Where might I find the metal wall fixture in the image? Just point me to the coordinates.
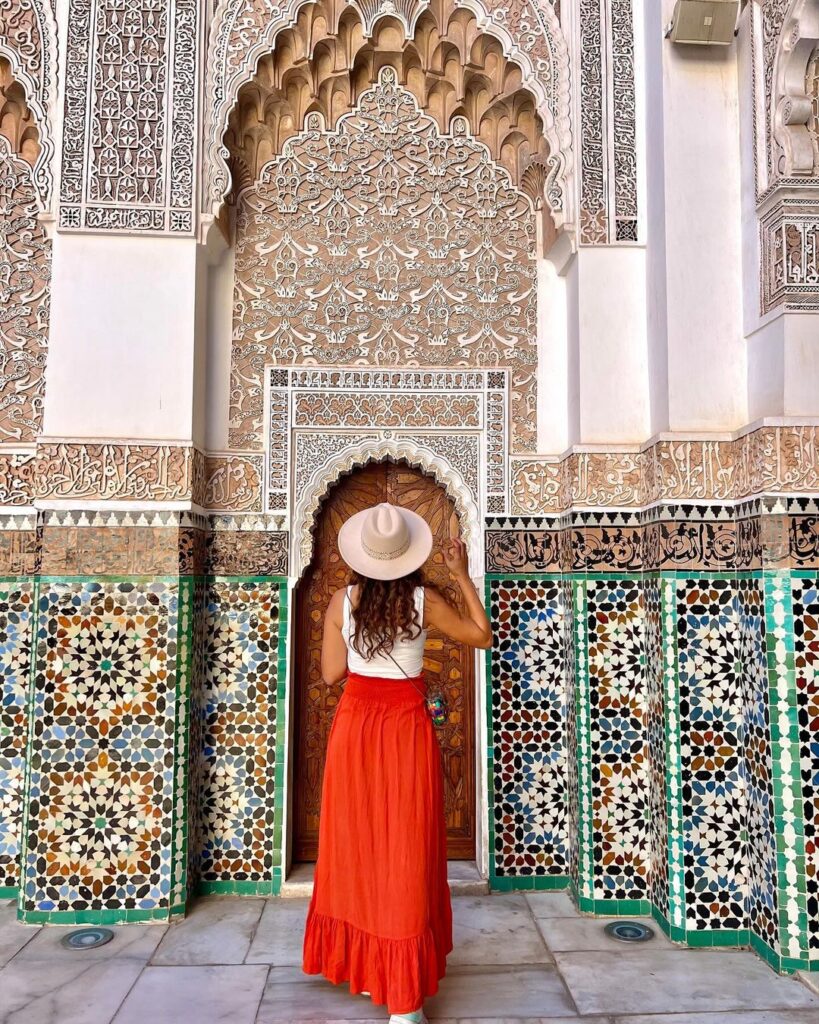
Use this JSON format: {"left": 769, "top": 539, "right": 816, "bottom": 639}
{"left": 666, "top": 0, "right": 740, "bottom": 45}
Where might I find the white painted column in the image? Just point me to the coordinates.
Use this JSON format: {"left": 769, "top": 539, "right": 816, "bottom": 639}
{"left": 565, "top": 247, "right": 651, "bottom": 445}
{"left": 643, "top": 0, "right": 747, "bottom": 433}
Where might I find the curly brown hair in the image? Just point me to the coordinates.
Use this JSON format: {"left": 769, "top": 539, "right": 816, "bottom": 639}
{"left": 348, "top": 569, "right": 450, "bottom": 659}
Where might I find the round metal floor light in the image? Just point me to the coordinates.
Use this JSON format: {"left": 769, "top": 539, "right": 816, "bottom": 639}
{"left": 60, "top": 927, "right": 114, "bottom": 950}
{"left": 604, "top": 920, "right": 655, "bottom": 943}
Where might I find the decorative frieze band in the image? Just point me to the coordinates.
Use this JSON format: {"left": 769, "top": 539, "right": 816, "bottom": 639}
{"left": 485, "top": 499, "right": 819, "bottom": 573}
{"left": 5, "top": 426, "right": 818, "bottom": 516}
{"left": 510, "top": 425, "right": 819, "bottom": 514}
{"left": 0, "top": 445, "right": 266, "bottom": 510}
{"left": 29, "top": 443, "right": 206, "bottom": 503}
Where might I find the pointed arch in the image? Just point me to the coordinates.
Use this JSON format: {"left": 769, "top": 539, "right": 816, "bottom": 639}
{"left": 292, "top": 437, "right": 482, "bottom": 579}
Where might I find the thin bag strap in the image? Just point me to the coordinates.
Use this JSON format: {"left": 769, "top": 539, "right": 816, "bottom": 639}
{"left": 384, "top": 648, "right": 433, "bottom": 704}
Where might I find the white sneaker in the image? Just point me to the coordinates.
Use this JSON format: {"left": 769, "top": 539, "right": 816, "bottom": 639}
{"left": 388, "top": 1013, "right": 427, "bottom": 1024}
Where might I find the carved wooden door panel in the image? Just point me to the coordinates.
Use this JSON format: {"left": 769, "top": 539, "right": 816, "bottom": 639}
{"left": 293, "top": 460, "right": 476, "bottom": 861}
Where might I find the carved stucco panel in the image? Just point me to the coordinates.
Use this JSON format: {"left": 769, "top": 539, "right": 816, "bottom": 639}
{"left": 31, "top": 443, "right": 202, "bottom": 502}
{"left": 578, "top": 0, "right": 638, "bottom": 244}
{"left": 59, "top": 0, "right": 198, "bottom": 232}
{"left": 204, "top": 454, "right": 264, "bottom": 511}
{"left": 233, "top": 73, "right": 537, "bottom": 453}
{"left": 0, "top": 139, "right": 51, "bottom": 446}
{"left": 510, "top": 457, "right": 561, "bottom": 514}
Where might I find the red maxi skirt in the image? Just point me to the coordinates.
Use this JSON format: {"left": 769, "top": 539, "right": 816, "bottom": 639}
{"left": 302, "top": 671, "right": 453, "bottom": 1014}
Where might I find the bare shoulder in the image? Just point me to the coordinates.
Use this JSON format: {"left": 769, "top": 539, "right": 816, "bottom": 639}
{"left": 325, "top": 587, "right": 347, "bottom": 623}
{"left": 424, "top": 586, "right": 445, "bottom": 607}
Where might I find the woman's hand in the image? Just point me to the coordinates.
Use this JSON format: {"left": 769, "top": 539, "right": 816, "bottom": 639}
{"left": 443, "top": 536, "right": 470, "bottom": 580}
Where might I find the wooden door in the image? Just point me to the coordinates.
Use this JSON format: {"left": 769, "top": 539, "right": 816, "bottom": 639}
{"left": 293, "top": 460, "right": 476, "bottom": 861}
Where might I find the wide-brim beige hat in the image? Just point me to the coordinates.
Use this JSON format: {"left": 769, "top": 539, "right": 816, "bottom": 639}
{"left": 338, "top": 502, "right": 433, "bottom": 581}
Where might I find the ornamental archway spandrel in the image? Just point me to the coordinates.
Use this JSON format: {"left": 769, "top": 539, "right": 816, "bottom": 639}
{"left": 204, "top": 0, "right": 574, "bottom": 230}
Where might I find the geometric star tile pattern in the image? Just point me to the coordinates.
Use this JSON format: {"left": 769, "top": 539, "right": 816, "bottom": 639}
{"left": 644, "top": 576, "right": 670, "bottom": 923}
{"left": 0, "top": 583, "right": 33, "bottom": 891}
{"left": 675, "top": 579, "right": 745, "bottom": 931}
{"left": 198, "top": 580, "right": 282, "bottom": 889}
{"left": 794, "top": 575, "right": 819, "bottom": 956}
{"left": 584, "top": 579, "right": 649, "bottom": 901}
{"left": 22, "top": 580, "right": 184, "bottom": 919}
{"left": 488, "top": 579, "right": 568, "bottom": 879}
{"left": 739, "top": 575, "right": 779, "bottom": 952}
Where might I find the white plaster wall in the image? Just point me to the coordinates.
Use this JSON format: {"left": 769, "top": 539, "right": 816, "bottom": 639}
{"left": 536, "top": 258, "right": 570, "bottom": 453}
{"left": 783, "top": 316, "right": 819, "bottom": 414}
{"left": 565, "top": 252, "right": 581, "bottom": 448}
{"left": 643, "top": 0, "right": 670, "bottom": 434}
{"left": 747, "top": 313, "right": 819, "bottom": 419}
{"left": 746, "top": 317, "right": 786, "bottom": 420}
{"left": 574, "top": 247, "right": 650, "bottom": 444}
{"left": 204, "top": 247, "right": 235, "bottom": 452}
{"left": 647, "top": 0, "right": 747, "bottom": 432}
{"left": 44, "top": 234, "right": 199, "bottom": 440}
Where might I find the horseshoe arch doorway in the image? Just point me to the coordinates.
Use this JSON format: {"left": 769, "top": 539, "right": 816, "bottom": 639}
{"left": 291, "top": 459, "right": 477, "bottom": 862}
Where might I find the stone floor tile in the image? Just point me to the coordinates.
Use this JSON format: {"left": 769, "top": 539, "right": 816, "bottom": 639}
{"left": 112, "top": 964, "right": 268, "bottom": 1024}
{"left": 257, "top": 967, "right": 388, "bottom": 1021}
{"left": 0, "top": 955, "right": 146, "bottom": 1024}
{"left": 424, "top": 964, "right": 578, "bottom": 1019}
{"left": 246, "top": 898, "right": 310, "bottom": 965}
{"left": 554, "top": 950, "right": 819, "bottom": 1016}
{"left": 14, "top": 920, "right": 165, "bottom": 963}
{"left": 449, "top": 894, "right": 552, "bottom": 965}
{"left": 612, "top": 1013, "right": 819, "bottom": 1023}
{"left": 447, "top": 862, "right": 482, "bottom": 881}
{"left": 151, "top": 895, "right": 264, "bottom": 965}
{"left": 524, "top": 893, "right": 580, "bottom": 919}
{"left": 536, "top": 915, "right": 675, "bottom": 952}
{"left": 0, "top": 901, "right": 40, "bottom": 967}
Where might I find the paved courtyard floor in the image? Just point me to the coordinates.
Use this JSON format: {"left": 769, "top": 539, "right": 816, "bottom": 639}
{"left": 2, "top": 891, "right": 819, "bottom": 1024}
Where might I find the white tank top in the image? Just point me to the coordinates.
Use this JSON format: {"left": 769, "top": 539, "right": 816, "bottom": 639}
{"left": 342, "top": 585, "right": 427, "bottom": 678}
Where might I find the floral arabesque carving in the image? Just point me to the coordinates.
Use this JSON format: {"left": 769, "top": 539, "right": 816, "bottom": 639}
{"left": 292, "top": 435, "right": 481, "bottom": 579}
{"left": 0, "top": 136, "right": 51, "bottom": 445}
{"left": 232, "top": 70, "right": 537, "bottom": 452}
{"left": 204, "top": 0, "right": 573, "bottom": 228}
{"left": 0, "top": 0, "right": 57, "bottom": 209}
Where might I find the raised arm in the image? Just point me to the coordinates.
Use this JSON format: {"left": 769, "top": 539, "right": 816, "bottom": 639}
{"left": 425, "top": 537, "right": 492, "bottom": 650}
{"left": 321, "top": 588, "right": 348, "bottom": 685}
